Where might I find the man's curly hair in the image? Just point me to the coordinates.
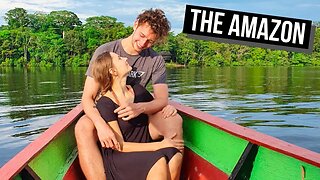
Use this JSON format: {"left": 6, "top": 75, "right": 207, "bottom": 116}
{"left": 137, "top": 8, "right": 171, "bottom": 44}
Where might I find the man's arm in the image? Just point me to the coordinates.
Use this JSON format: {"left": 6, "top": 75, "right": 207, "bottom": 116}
{"left": 82, "top": 76, "right": 120, "bottom": 149}
{"left": 140, "top": 83, "right": 168, "bottom": 114}
{"left": 115, "top": 83, "right": 168, "bottom": 120}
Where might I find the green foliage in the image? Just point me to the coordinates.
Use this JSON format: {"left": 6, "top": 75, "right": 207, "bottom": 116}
{"left": 47, "top": 10, "right": 81, "bottom": 32}
{"left": 4, "top": 8, "right": 29, "bottom": 29}
{"left": 28, "top": 12, "right": 49, "bottom": 32}
{"left": 0, "top": 8, "right": 131, "bottom": 67}
{"left": 1, "top": 8, "right": 320, "bottom": 67}
{"left": 65, "top": 53, "right": 91, "bottom": 67}
{"left": 155, "top": 29, "right": 320, "bottom": 67}
{"left": 84, "top": 16, "right": 118, "bottom": 29}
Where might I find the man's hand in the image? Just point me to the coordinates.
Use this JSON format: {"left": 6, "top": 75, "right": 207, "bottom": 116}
{"left": 114, "top": 102, "right": 144, "bottom": 121}
{"left": 162, "top": 104, "right": 177, "bottom": 118}
{"left": 96, "top": 122, "right": 120, "bottom": 150}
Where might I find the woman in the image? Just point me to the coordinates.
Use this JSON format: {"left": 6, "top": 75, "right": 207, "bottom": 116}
{"left": 90, "top": 51, "right": 183, "bottom": 180}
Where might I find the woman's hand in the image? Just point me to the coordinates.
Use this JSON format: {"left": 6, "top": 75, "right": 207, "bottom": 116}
{"left": 162, "top": 104, "right": 178, "bottom": 119}
{"left": 161, "top": 133, "right": 184, "bottom": 152}
{"left": 96, "top": 122, "right": 121, "bottom": 150}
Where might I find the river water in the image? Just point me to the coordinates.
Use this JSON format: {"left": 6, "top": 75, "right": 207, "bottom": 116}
{"left": 0, "top": 66, "right": 319, "bottom": 167}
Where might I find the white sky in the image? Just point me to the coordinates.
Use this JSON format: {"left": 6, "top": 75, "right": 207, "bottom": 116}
{"left": 0, "top": 0, "right": 319, "bottom": 33}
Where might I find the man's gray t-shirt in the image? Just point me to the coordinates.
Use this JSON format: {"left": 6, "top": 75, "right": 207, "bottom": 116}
{"left": 86, "top": 39, "right": 166, "bottom": 87}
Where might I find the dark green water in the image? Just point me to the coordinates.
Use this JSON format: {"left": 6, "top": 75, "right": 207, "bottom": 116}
{"left": 0, "top": 66, "right": 319, "bottom": 167}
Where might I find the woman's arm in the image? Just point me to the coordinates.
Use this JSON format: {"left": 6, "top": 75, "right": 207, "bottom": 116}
{"left": 108, "top": 121, "right": 184, "bottom": 152}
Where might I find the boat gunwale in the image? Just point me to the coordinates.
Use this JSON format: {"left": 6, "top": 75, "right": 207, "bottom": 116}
{"left": 0, "top": 104, "right": 84, "bottom": 179}
{"left": 170, "top": 101, "right": 320, "bottom": 168}
{"left": 1, "top": 101, "right": 320, "bottom": 179}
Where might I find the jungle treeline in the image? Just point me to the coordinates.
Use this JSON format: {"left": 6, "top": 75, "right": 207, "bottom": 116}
{"left": 1, "top": 8, "right": 320, "bottom": 67}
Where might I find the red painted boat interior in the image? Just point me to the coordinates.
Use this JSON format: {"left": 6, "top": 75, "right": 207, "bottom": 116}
{"left": 181, "top": 148, "right": 229, "bottom": 180}
{"left": 63, "top": 157, "right": 85, "bottom": 180}
{"left": 63, "top": 148, "right": 225, "bottom": 180}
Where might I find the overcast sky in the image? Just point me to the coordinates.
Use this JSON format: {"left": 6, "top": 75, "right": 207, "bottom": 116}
{"left": 0, "top": 0, "right": 319, "bottom": 33}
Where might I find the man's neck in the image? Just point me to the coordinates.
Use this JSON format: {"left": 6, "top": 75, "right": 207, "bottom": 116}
{"left": 121, "top": 36, "right": 140, "bottom": 55}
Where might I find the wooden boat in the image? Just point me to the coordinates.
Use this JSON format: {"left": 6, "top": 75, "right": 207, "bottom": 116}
{"left": 1, "top": 102, "right": 320, "bottom": 180}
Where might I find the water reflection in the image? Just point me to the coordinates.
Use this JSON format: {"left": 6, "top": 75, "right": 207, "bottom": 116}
{"left": 12, "top": 127, "right": 48, "bottom": 138}
{"left": 0, "top": 66, "right": 320, "bottom": 167}
{"left": 237, "top": 119, "right": 313, "bottom": 128}
{"left": 0, "top": 67, "right": 86, "bottom": 167}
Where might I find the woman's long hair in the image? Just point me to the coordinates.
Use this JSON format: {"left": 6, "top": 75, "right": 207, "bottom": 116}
{"left": 91, "top": 51, "right": 113, "bottom": 95}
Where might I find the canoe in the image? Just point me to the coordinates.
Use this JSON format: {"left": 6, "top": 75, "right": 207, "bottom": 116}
{"left": 1, "top": 102, "right": 320, "bottom": 180}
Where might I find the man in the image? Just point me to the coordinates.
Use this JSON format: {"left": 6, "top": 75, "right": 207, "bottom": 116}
{"left": 75, "top": 9, "right": 183, "bottom": 179}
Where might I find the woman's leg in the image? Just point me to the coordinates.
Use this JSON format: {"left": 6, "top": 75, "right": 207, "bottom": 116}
{"left": 168, "top": 153, "right": 183, "bottom": 180}
{"left": 148, "top": 108, "right": 183, "bottom": 143}
{"left": 146, "top": 157, "right": 168, "bottom": 180}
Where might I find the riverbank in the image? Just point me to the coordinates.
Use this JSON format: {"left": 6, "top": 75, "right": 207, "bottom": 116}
{"left": 165, "top": 62, "right": 185, "bottom": 68}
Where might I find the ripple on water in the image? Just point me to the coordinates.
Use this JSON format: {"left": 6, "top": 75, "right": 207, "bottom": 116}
{"left": 39, "top": 81, "right": 57, "bottom": 84}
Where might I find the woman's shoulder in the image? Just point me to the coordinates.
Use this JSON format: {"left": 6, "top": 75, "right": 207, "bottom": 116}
{"left": 96, "top": 96, "right": 118, "bottom": 122}
{"left": 96, "top": 96, "right": 117, "bottom": 110}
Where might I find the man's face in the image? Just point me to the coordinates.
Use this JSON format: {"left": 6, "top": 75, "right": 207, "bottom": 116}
{"left": 131, "top": 21, "right": 158, "bottom": 53}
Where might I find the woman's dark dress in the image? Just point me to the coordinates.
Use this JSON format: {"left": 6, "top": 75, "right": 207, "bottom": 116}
{"left": 96, "top": 84, "right": 179, "bottom": 180}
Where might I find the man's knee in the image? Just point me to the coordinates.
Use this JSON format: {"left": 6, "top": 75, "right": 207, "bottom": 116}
{"left": 75, "top": 115, "right": 96, "bottom": 142}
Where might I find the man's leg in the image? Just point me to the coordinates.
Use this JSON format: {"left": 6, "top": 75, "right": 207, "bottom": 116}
{"left": 75, "top": 115, "right": 106, "bottom": 180}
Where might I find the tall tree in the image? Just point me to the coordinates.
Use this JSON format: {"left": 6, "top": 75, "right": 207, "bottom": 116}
{"left": 47, "top": 10, "right": 82, "bottom": 38}
{"left": 84, "top": 16, "right": 118, "bottom": 29}
{"left": 4, "top": 8, "right": 30, "bottom": 29}
{"left": 28, "top": 12, "right": 50, "bottom": 32}
{"left": 64, "top": 28, "right": 85, "bottom": 57}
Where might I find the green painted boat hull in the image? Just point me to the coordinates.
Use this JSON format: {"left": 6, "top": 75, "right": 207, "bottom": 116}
{"left": 182, "top": 115, "right": 320, "bottom": 179}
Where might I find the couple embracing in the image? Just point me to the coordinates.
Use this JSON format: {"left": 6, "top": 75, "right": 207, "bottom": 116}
{"left": 75, "top": 8, "right": 184, "bottom": 180}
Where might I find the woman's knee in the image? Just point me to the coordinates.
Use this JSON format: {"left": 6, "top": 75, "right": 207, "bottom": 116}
{"left": 149, "top": 112, "right": 183, "bottom": 139}
{"left": 171, "top": 114, "right": 183, "bottom": 128}
{"left": 164, "top": 114, "right": 183, "bottom": 134}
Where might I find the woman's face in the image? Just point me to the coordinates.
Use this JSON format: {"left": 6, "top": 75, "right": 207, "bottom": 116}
{"left": 110, "top": 52, "right": 132, "bottom": 76}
